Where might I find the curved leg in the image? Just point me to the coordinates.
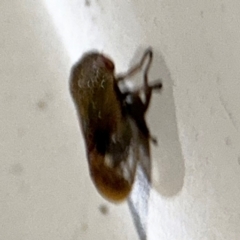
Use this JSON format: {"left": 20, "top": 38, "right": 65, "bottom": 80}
{"left": 118, "top": 48, "right": 162, "bottom": 145}
{"left": 116, "top": 48, "right": 162, "bottom": 112}
{"left": 116, "top": 48, "right": 153, "bottom": 82}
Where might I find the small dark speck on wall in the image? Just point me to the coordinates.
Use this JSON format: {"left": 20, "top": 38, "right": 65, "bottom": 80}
{"left": 85, "top": 0, "right": 90, "bottom": 6}
{"left": 200, "top": 10, "right": 204, "bottom": 18}
{"left": 99, "top": 204, "right": 109, "bottom": 215}
{"left": 225, "top": 137, "right": 232, "bottom": 146}
{"left": 195, "top": 132, "right": 199, "bottom": 141}
{"left": 80, "top": 223, "right": 88, "bottom": 232}
{"left": 36, "top": 100, "right": 48, "bottom": 110}
{"left": 9, "top": 163, "right": 24, "bottom": 176}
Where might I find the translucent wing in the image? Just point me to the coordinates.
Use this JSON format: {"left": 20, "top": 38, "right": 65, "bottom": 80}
{"left": 88, "top": 116, "right": 140, "bottom": 202}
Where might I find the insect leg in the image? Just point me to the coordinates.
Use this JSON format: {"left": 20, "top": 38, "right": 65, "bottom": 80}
{"left": 116, "top": 48, "right": 153, "bottom": 82}
{"left": 116, "top": 47, "right": 162, "bottom": 112}
{"left": 118, "top": 48, "right": 162, "bottom": 145}
{"left": 141, "top": 53, "right": 162, "bottom": 145}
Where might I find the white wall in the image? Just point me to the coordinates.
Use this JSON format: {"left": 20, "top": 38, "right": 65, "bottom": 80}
{"left": 1, "top": 0, "right": 240, "bottom": 239}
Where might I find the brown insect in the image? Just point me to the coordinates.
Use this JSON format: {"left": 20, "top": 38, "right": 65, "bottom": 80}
{"left": 70, "top": 48, "right": 162, "bottom": 202}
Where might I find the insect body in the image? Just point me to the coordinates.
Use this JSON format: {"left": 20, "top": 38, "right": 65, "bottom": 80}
{"left": 70, "top": 48, "right": 161, "bottom": 202}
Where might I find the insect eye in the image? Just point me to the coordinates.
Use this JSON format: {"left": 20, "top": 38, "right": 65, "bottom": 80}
{"left": 95, "top": 55, "right": 115, "bottom": 72}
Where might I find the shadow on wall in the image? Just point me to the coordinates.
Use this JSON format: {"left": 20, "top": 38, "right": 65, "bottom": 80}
{"left": 128, "top": 46, "right": 185, "bottom": 197}
{"left": 151, "top": 46, "right": 185, "bottom": 197}
{"left": 125, "top": 46, "right": 186, "bottom": 240}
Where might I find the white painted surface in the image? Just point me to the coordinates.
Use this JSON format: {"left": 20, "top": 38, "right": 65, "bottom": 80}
{"left": 1, "top": 0, "right": 240, "bottom": 239}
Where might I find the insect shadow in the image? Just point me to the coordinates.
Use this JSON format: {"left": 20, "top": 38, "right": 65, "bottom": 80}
{"left": 70, "top": 47, "right": 161, "bottom": 202}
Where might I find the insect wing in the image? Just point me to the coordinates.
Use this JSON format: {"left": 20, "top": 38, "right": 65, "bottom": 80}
{"left": 88, "top": 117, "right": 140, "bottom": 202}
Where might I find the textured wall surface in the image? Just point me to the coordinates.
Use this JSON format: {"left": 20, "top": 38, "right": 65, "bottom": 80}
{"left": 1, "top": 0, "right": 240, "bottom": 239}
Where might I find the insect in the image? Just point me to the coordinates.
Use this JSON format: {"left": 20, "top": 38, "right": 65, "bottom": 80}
{"left": 70, "top": 48, "right": 162, "bottom": 202}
